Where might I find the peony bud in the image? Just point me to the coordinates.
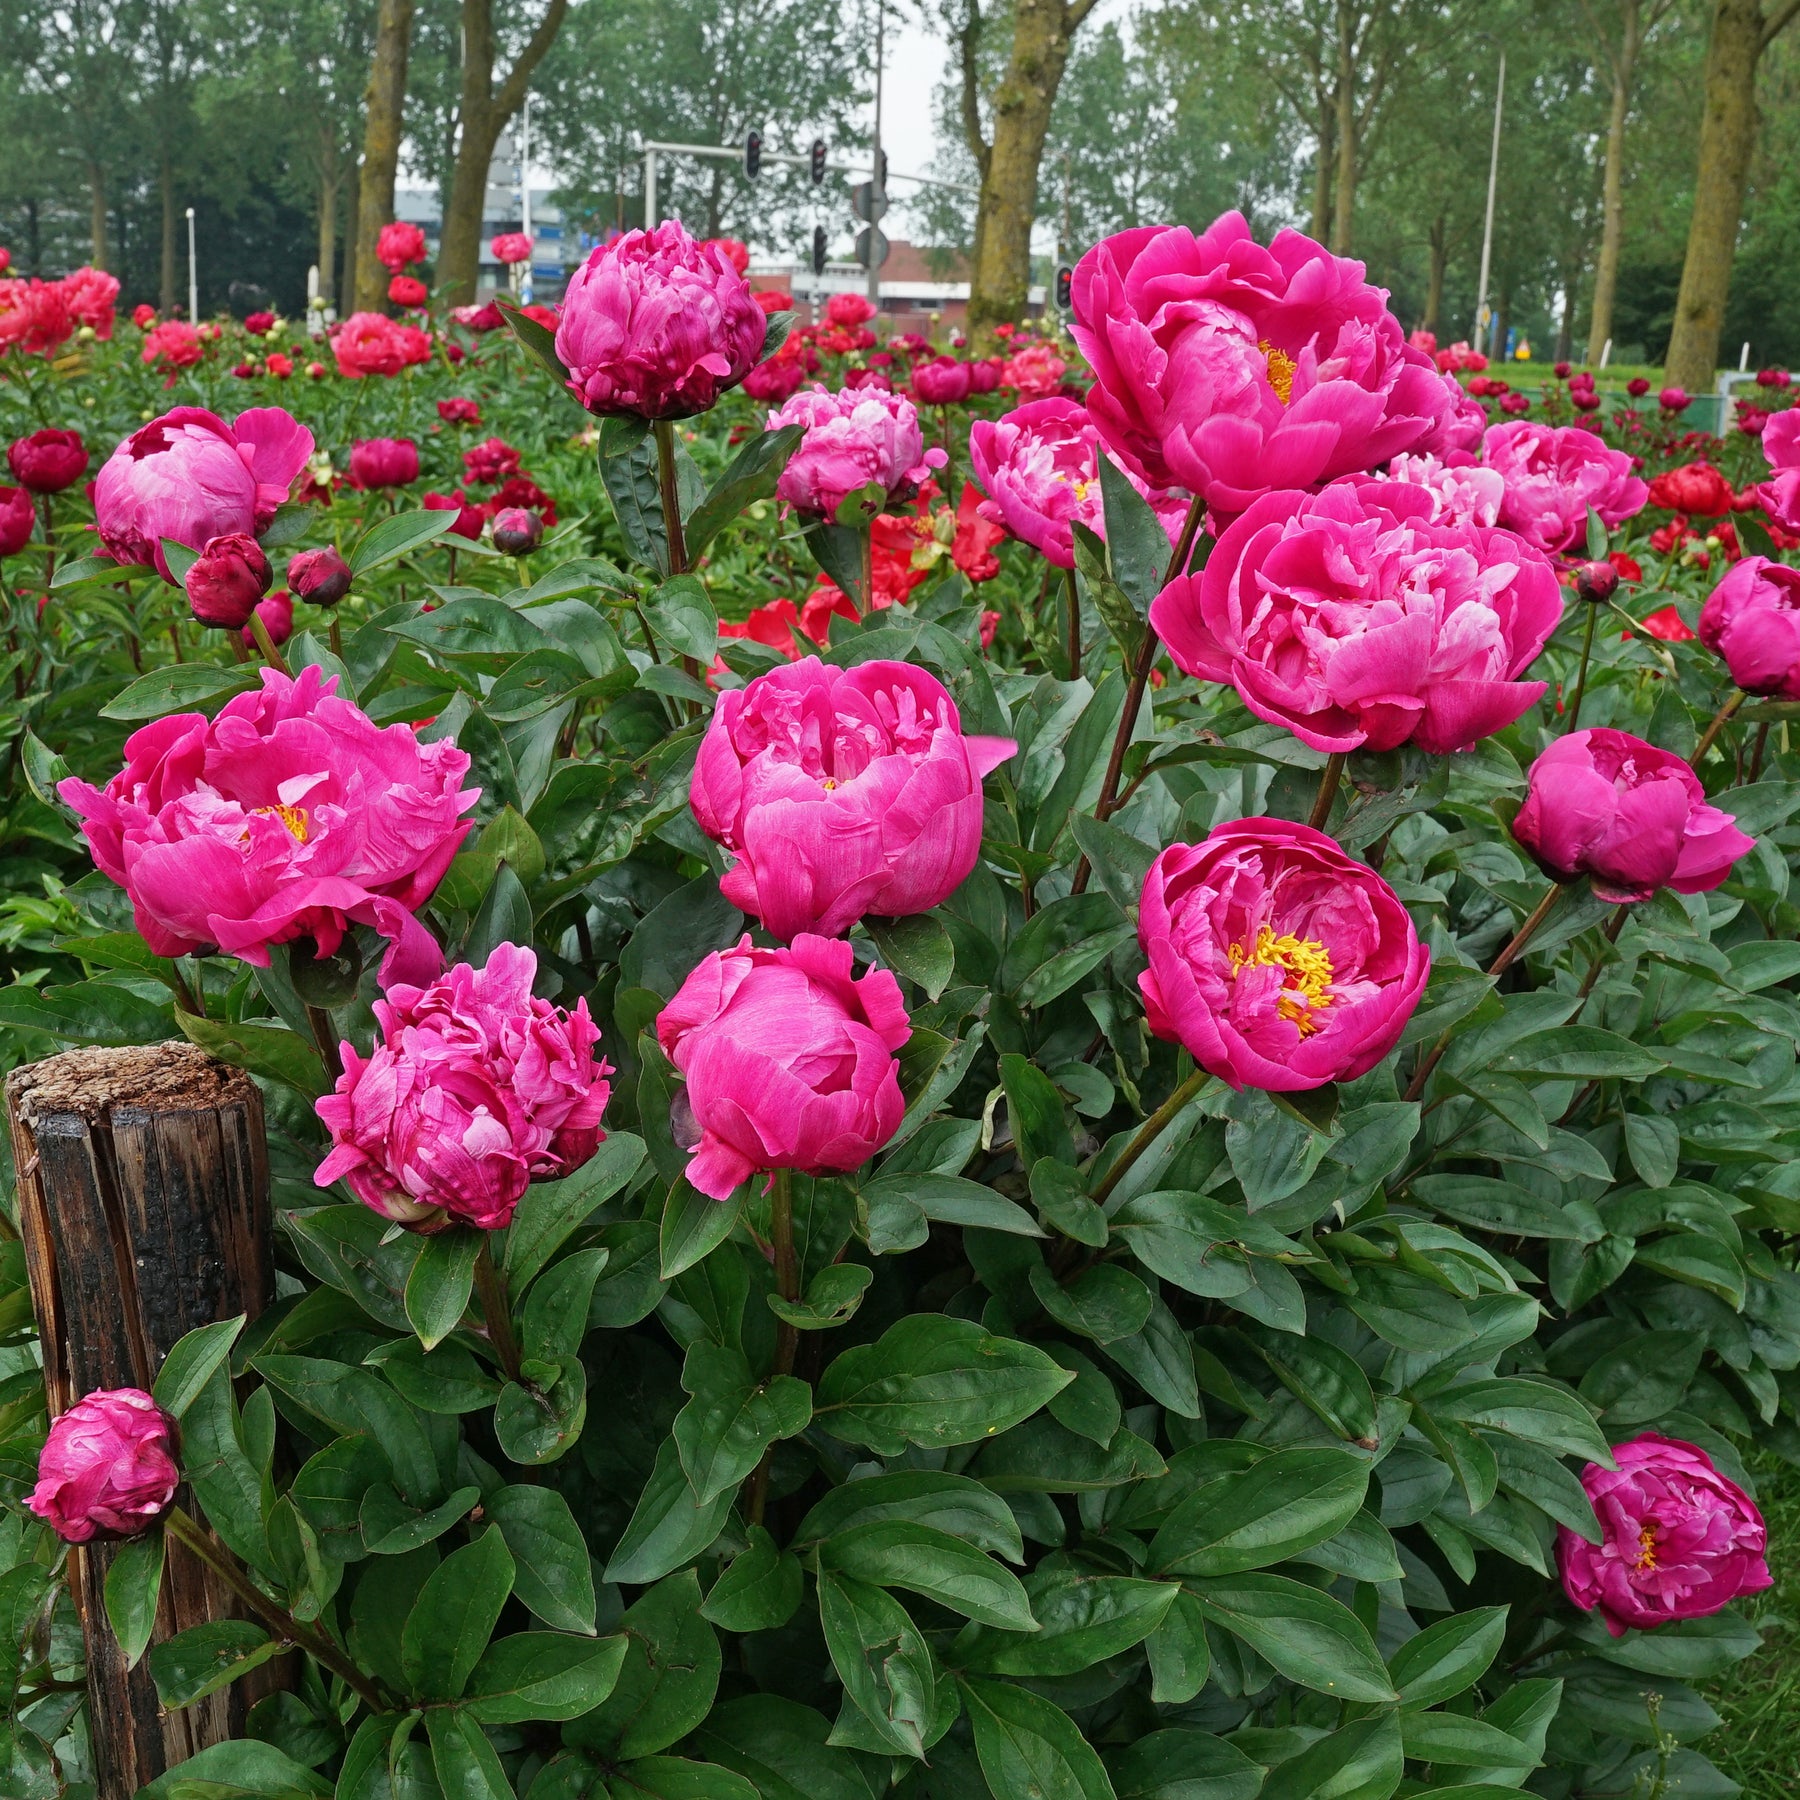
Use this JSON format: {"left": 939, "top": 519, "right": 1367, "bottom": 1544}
{"left": 1625, "top": 377, "right": 1651, "bottom": 398}
{"left": 29, "top": 1389, "right": 178, "bottom": 1543}
{"left": 244, "top": 590, "right": 294, "bottom": 649}
{"left": 1575, "top": 560, "right": 1619, "bottom": 604}
{"left": 8, "top": 428, "right": 89, "bottom": 494}
{"left": 1659, "top": 385, "right": 1690, "bottom": 412}
{"left": 186, "top": 531, "right": 271, "bottom": 629}
{"left": 0, "top": 485, "right": 34, "bottom": 557}
{"left": 287, "top": 545, "right": 352, "bottom": 607}
{"left": 491, "top": 506, "right": 542, "bottom": 555}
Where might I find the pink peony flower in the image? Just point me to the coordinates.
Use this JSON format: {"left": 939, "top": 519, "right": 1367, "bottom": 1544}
{"left": 1138, "top": 818, "right": 1428, "bottom": 1093}
{"left": 331, "top": 311, "right": 409, "bottom": 378}
{"left": 554, "top": 222, "right": 766, "bottom": 419}
{"left": 1152, "top": 480, "right": 1561, "bottom": 755}
{"left": 1558, "top": 1435, "right": 1770, "bottom": 1637}
{"left": 0, "top": 278, "right": 75, "bottom": 357}
{"left": 490, "top": 231, "right": 534, "bottom": 266}
{"left": 1513, "top": 729, "right": 1753, "bottom": 903}
{"left": 186, "top": 531, "right": 271, "bottom": 629}
{"left": 92, "top": 405, "right": 315, "bottom": 581}
{"left": 314, "top": 943, "right": 610, "bottom": 1232}
{"left": 1068, "top": 213, "right": 1452, "bottom": 518}
{"left": 656, "top": 934, "right": 910, "bottom": 1200}
{"left": 1699, "top": 554, "right": 1800, "bottom": 698}
{"left": 742, "top": 354, "right": 807, "bottom": 404}
{"left": 1659, "top": 386, "right": 1690, "bottom": 413}
{"left": 1382, "top": 450, "right": 1505, "bottom": 528}
{"left": 58, "top": 665, "right": 477, "bottom": 973}
{"left": 29, "top": 1389, "right": 178, "bottom": 1544}
{"left": 1754, "top": 409, "right": 1800, "bottom": 533}
{"left": 1481, "top": 420, "right": 1648, "bottom": 555}
{"left": 692, "top": 657, "right": 1015, "bottom": 940}
{"left": 770, "top": 386, "right": 945, "bottom": 522}
{"left": 60, "top": 265, "right": 118, "bottom": 338}
{"left": 969, "top": 397, "right": 1189, "bottom": 570}
{"left": 142, "top": 319, "right": 203, "bottom": 371}
{"left": 348, "top": 436, "right": 420, "bottom": 490}
{"left": 451, "top": 300, "right": 505, "bottom": 333}
{"left": 10, "top": 430, "right": 90, "bottom": 497}
{"left": 492, "top": 507, "right": 542, "bottom": 554}
{"left": 826, "top": 293, "right": 877, "bottom": 329}
{"left": 0, "top": 485, "right": 33, "bottom": 556}
{"left": 377, "top": 221, "right": 428, "bottom": 272}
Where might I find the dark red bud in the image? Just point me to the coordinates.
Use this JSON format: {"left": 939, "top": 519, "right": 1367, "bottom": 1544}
{"left": 1575, "top": 560, "right": 1619, "bottom": 605}
{"left": 492, "top": 507, "right": 543, "bottom": 555}
{"left": 186, "top": 532, "right": 271, "bottom": 629}
{"left": 287, "top": 546, "right": 352, "bottom": 606}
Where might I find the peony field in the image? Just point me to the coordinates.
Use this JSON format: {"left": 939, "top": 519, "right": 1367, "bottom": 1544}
{"left": 9, "top": 76, "right": 1800, "bottom": 1800}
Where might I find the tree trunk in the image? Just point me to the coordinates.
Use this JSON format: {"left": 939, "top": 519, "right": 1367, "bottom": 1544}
{"left": 6, "top": 1043, "right": 281, "bottom": 1800}
{"left": 968, "top": 0, "right": 1089, "bottom": 331}
{"left": 1664, "top": 0, "right": 1771, "bottom": 390}
{"left": 88, "top": 163, "right": 107, "bottom": 270}
{"left": 1425, "top": 214, "right": 1447, "bottom": 334}
{"left": 437, "top": 0, "right": 569, "bottom": 306}
{"left": 318, "top": 133, "right": 340, "bottom": 312}
{"left": 342, "top": 155, "right": 363, "bottom": 318}
{"left": 1331, "top": 6, "right": 1357, "bottom": 253}
{"left": 26, "top": 197, "right": 40, "bottom": 275}
{"left": 160, "top": 150, "right": 177, "bottom": 315}
{"left": 1310, "top": 98, "right": 1336, "bottom": 243}
{"left": 352, "top": 0, "right": 416, "bottom": 313}
{"left": 1586, "top": 0, "right": 1641, "bottom": 365}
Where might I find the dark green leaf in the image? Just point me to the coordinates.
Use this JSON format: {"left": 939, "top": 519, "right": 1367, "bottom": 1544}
{"left": 350, "top": 509, "right": 456, "bottom": 575}
{"left": 1185, "top": 1573, "right": 1395, "bottom": 1702}
{"left": 100, "top": 663, "right": 259, "bottom": 720}
{"left": 686, "top": 424, "right": 805, "bottom": 558}
{"left": 153, "top": 1315, "right": 247, "bottom": 1419}
{"left": 103, "top": 1528, "right": 165, "bottom": 1671}
{"left": 400, "top": 1525, "right": 515, "bottom": 1700}
{"left": 961, "top": 1677, "right": 1116, "bottom": 1800}
{"left": 147, "top": 1620, "right": 280, "bottom": 1709}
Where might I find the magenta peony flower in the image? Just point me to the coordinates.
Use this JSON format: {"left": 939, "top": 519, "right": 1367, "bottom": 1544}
{"left": 1138, "top": 818, "right": 1428, "bottom": 1093}
{"left": 288, "top": 545, "right": 353, "bottom": 607}
{"left": 348, "top": 436, "right": 420, "bottom": 490}
{"left": 913, "top": 356, "right": 973, "bottom": 405}
{"left": 58, "top": 665, "right": 477, "bottom": 973}
{"left": 186, "top": 531, "right": 271, "bottom": 629}
{"left": 377, "top": 220, "right": 427, "bottom": 273}
{"left": 770, "top": 385, "right": 945, "bottom": 522}
{"left": 1382, "top": 451, "right": 1505, "bottom": 529}
{"left": 656, "top": 934, "right": 910, "bottom": 1200}
{"left": 29, "top": 1389, "right": 177, "bottom": 1544}
{"left": 554, "top": 222, "right": 766, "bottom": 419}
{"left": 1068, "top": 213, "right": 1452, "bottom": 518}
{"left": 1754, "top": 410, "right": 1800, "bottom": 533}
{"left": 1558, "top": 1435, "right": 1770, "bottom": 1637}
{"left": 93, "top": 405, "right": 315, "bottom": 581}
{"left": 1481, "top": 419, "right": 1648, "bottom": 556}
{"left": 968, "top": 397, "right": 1189, "bottom": 570}
{"left": 314, "top": 943, "right": 611, "bottom": 1232}
{"left": 1659, "top": 386, "right": 1691, "bottom": 413}
{"left": 1152, "top": 480, "right": 1561, "bottom": 755}
{"left": 8, "top": 427, "right": 88, "bottom": 494}
{"left": 0, "top": 484, "right": 32, "bottom": 557}
{"left": 1700, "top": 554, "right": 1800, "bottom": 697}
{"left": 691, "top": 657, "right": 1016, "bottom": 940}
{"left": 1513, "top": 729, "right": 1754, "bottom": 904}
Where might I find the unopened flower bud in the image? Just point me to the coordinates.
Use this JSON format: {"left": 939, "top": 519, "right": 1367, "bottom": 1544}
{"left": 288, "top": 546, "right": 352, "bottom": 607}
{"left": 492, "top": 506, "right": 543, "bottom": 555}
{"left": 1575, "top": 560, "right": 1618, "bottom": 605}
{"left": 186, "top": 532, "right": 271, "bottom": 629}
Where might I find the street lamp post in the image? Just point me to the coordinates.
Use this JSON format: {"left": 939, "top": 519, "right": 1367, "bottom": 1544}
{"left": 1472, "top": 45, "right": 1505, "bottom": 355}
{"left": 867, "top": 0, "right": 885, "bottom": 308}
{"left": 186, "top": 207, "right": 198, "bottom": 322}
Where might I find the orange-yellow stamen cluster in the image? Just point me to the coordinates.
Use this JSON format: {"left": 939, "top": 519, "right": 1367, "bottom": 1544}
{"left": 1261, "top": 340, "right": 1297, "bottom": 405}
{"left": 254, "top": 802, "right": 311, "bottom": 842}
{"left": 1228, "top": 926, "right": 1333, "bottom": 1034}
{"left": 1634, "top": 1525, "right": 1658, "bottom": 1570}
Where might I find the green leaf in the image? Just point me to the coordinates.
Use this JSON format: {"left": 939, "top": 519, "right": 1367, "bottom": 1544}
{"left": 1388, "top": 1606, "right": 1509, "bottom": 1707}
{"left": 567, "top": 1571, "right": 721, "bottom": 1760}
{"left": 499, "top": 295, "right": 572, "bottom": 385}
{"left": 1000, "top": 894, "right": 1134, "bottom": 1007}
{"left": 349, "top": 508, "right": 455, "bottom": 574}
{"left": 599, "top": 418, "right": 669, "bottom": 576}
{"left": 768, "top": 1262, "right": 874, "bottom": 1331}
{"left": 495, "top": 1353, "right": 588, "bottom": 1464}
{"left": 1260, "top": 1713, "right": 1403, "bottom": 1800}
{"left": 426, "top": 1706, "right": 516, "bottom": 1800}
{"left": 465, "top": 1633, "right": 629, "bottom": 1724}
{"left": 0, "top": 978, "right": 172, "bottom": 1047}
{"left": 1397, "top": 1713, "right": 1530, "bottom": 1768}
{"left": 388, "top": 598, "right": 548, "bottom": 671}
{"left": 1150, "top": 1447, "right": 1370, "bottom": 1576}
{"left": 817, "top": 1571, "right": 937, "bottom": 1760}
{"left": 673, "top": 1342, "right": 813, "bottom": 1503}
{"left": 54, "top": 552, "right": 150, "bottom": 589}
{"left": 858, "top": 1173, "right": 1044, "bottom": 1240}
{"left": 645, "top": 575, "right": 719, "bottom": 664}
{"left": 1413, "top": 1174, "right": 1600, "bottom": 1241}
{"left": 254, "top": 1355, "right": 439, "bottom": 1505}
{"left": 1145, "top": 1588, "right": 1212, "bottom": 1705}
{"left": 1254, "top": 1334, "right": 1377, "bottom": 1442}
{"left": 19, "top": 729, "right": 74, "bottom": 811}
{"left": 505, "top": 1133, "right": 645, "bottom": 1286}
{"left": 700, "top": 1527, "right": 804, "bottom": 1633}
{"left": 361, "top": 1482, "right": 480, "bottom": 1555}
{"left": 152, "top": 1315, "right": 247, "bottom": 1419}
{"left": 961, "top": 1677, "right": 1116, "bottom": 1800}
{"left": 1032, "top": 1161, "right": 1109, "bottom": 1247}
{"left": 138, "top": 1741, "right": 333, "bottom": 1799}
{"left": 400, "top": 1526, "right": 516, "bottom": 1700}
{"left": 522, "top": 1247, "right": 610, "bottom": 1361}
{"left": 1622, "top": 1110, "right": 1681, "bottom": 1190}
{"left": 1491, "top": 1026, "right": 1665, "bottom": 1081}
{"left": 1028, "top": 1262, "right": 1153, "bottom": 1344}
{"left": 964, "top": 1568, "right": 1177, "bottom": 1675}
{"left": 605, "top": 1434, "right": 735, "bottom": 1585}
{"left": 999, "top": 1054, "right": 1075, "bottom": 1173}
{"left": 1110, "top": 1728, "right": 1263, "bottom": 1800}
{"left": 1185, "top": 1573, "right": 1396, "bottom": 1702}
{"left": 1432, "top": 1376, "right": 1613, "bottom": 1465}
{"left": 793, "top": 1470, "right": 1024, "bottom": 1563}
{"left": 868, "top": 914, "right": 957, "bottom": 1000}
{"left": 610, "top": 1757, "right": 761, "bottom": 1800}
{"left": 404, "top": 1228, "right": 482, "bottom": 1351}
{"left": 686, "top": 423, "right": 805, "bottom": 558}
{"left": 815, "top": 1315, "right": 1072, "bottom": 1456}
{"left": 147, "top": 1619, "right": 280, "bottom": 1710}
{"left": 486, "top": 1485, "right": 598, "bottom": 1635}
{"left": 103, "top": 1528, "right": 165, "bottom": 1671}
{"left": 466, "top": 863, "right": 535, "bottom": 969}
{"left": 179, "top": 1012, "right": 327, "bottom": 1099}
{"left": 819, "top": 1520, "right": 1035, "bottom": 1629}
{"left": 662, "top": 1182, "right": 743, "bottom": 1279}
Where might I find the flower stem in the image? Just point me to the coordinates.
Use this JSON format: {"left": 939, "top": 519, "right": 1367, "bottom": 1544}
{"left": 165, "top": 1506, "right": 389, "bottom": 1714}
{"left": 1403, "top": 883, "right": 1565, "bottom": 1102}
{"left": 1063, "top": 564, "right": 1081, "bottom": 677}
{"left": 474, "top": 1237, "right": 524, "bottom": 1387}
{"left": 1307, "top": 752, "right": 1346, "bottom": 831}
{"left": 1691, "top": 690, "right": 1744, "bottom": 768}
{"left": 305, "top": 1006, "right": 343, "bottom": 1083}
{"left": 1565, "top": 600, "right": 1599, "bottom": 731}
{"left": 746, "top": 1170, "right": 801, "bottom": 1528}
{"left": 653, "top": 417, "right": 688, "bottom": 576}
{"left": 858, "top": 524, "right": 874, "bottom": 615}
{"left": 1576, "top": 906, "right": 1633, "bottom": 999}
{"left": 249, "top": 610, "right": 289, "bottom": 675}
{"left": 328, "top": 615, "right": 343, "bottom": 661}
{"left": 1092, "top": 1067, "right": 1211, "bottom": 1206}
{"left": 1750, "top": 721, "right": 1771, "bottom": 782}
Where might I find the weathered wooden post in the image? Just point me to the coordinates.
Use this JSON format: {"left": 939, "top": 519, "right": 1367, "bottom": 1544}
{"left": 6, "top": 1042, "right": 279, "bottom": 1800}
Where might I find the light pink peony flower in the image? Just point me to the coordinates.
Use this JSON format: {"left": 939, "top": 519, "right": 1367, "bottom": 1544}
{"left": 58, "top": 665, "right": 477, "bottom": 973}
{"left": 1068, "top": 213, "right": 1452, "bottom": 518}
{"left": 1558, "top": 1435, "right": 1770, "bottom": 1637}
{"left": 60, "top": 265, "right": 119, "bottom": 338}
{"left": 315, "top": 943, "right": 611, "bottom": 1232}
{"left": 1700, "top": 554, "right": 1800, "bottom": 697}
{"left": 92, "top": 405, "right": 315, "bottom": 581}
{"left": 1138, "top": 819, "right": 1428, "bottom": 1093}
{"left": 656, "top": 934, "right": 909, "bottom": 1200}
{"left": 1381, "top": 450, "right": 1505, "bottom": 528}
{"left": 969, "top": 397, "right": 1189, "bottom": 570}
{"left": 1513, "top": 729, "right": 1754, "bottom": 904}
{"left": 1151, "top": 480, "right": 1561, "bottom": 754}
{"left": 1754, "top": 409, "right": 1800, "bottom": 533}
{"left": 554, "top": 222, "right": 766, "bottom": 419}
{"left": 691, "top": 657, "right": 1015, "bottom": 940}
{"left": 770, "top": 385, "right": 946, "bottom": 522}
{"left": 29, "top": 1389, "right": 177, "bottom": 1543}
{"left": 1481, "top": 419, "right": 1648, "bottom": 555}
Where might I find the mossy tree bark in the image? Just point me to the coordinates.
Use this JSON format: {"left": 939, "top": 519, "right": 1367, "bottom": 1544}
{"left": 351, "top": 0, "right": 416, "bottom": 314}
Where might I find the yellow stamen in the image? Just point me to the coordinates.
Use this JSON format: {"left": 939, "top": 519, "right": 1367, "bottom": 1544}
{"left": 821, "top": 778, "right": 837, "bottom": 790}
{"left": 1228, "top": 926, "right": 1334, "bottom": 1034}
{"left": 1261, "top": 340, "right": 1296, "bottom": 405}
{"left": 254, "top": 802, "right": 310, "bottom": 842}
{"left": 1634, "top": 1525, "right": 1658, "bottom": 1571}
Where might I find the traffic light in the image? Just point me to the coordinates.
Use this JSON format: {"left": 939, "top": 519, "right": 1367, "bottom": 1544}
{"left": 810, "top": 138, "right": 827, "bottom": 184}
{"left": 812, "top": 225, "right": 827, "bottom": 276}
{"left": 1055, "top": 265, "right": 1073, "bottom": 311}
{"left": 744, "top": 130, "right": 762, "bottom": 179}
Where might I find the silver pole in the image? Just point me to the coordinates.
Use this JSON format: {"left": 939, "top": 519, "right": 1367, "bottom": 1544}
{"left": 186, "top": 207, "right": 198, "bottom": 321}
{"left": 645, "top": 148, "right": 657, "bottom": 230}
{"left": 867, "top": 0, "right": 884, "bottom": 306}
{"left": 520, "top": 95, "right": 534, "bottom": 305}
{"left": 1472, "top": 48, "right": 1504, "bottom": 347}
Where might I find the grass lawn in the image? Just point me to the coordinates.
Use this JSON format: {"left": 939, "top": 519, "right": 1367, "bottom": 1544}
{"left": 1703, "top": 1454, "right": 1800, "bottom": 1794}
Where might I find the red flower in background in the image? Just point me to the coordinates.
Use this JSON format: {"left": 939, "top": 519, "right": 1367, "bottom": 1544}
{"left": 1648, "top": 461, "right": 1733, "bottom": 516}
{"left": 463, "top": 437, "right": 522, "bottom": 486}
{"left": 490, "top": 232, "right": 534, "bottom": 266}
{"left": 752, "top": 290, "right": 792, "bottom": 316}
{"left": 424, "top": 490, "right": 485, "bottom": 540}
{"left": 388, "top": 275, "right": 429, "bottom": 309}
{"left": 244, "top": 311, "right": 275, "bottom": 335}
{"left": 490, "top": 474, "right": 557, "bottom": 525}
{"left": 61, "top": 267, "right": 119, "bottom": 338}
{"left": 141, "top": 320, "right": 203, "bottom": 372}
{"left": 0, "top": 280, "right": 74, "bottom": 356}
{"left": 1639, "top": 605, "right": 1696, "bottom": 643}
{"left": 438, "top": 397, "right": 481, "bottom": 424}
{"left": 378, "top": 221, "right": 428, "bottom": 272}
